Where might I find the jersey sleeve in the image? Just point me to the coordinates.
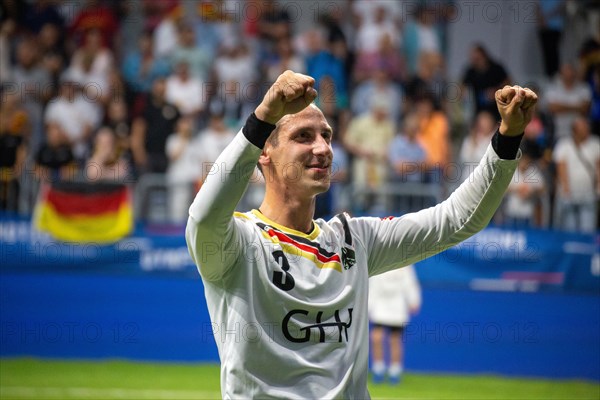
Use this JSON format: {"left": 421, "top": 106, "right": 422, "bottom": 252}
{"left": 351, "top": 142, "right": 519, "bottom": 277}
{"left": 185, "top": 114, "right": 276, "bottom": 281}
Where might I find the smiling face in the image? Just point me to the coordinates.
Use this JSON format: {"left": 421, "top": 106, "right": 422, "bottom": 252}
{"left": 259, "top": 105, "right": 334, "bottom": 199}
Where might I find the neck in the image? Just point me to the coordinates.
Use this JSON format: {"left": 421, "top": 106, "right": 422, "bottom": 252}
{"left": 259, "top": 188, "right": 316, "bottom": 234}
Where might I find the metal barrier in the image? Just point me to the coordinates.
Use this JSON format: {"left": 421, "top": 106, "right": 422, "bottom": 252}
{"left": 133, "top": 173, "right": 266, "bottom": 223}
{"left": 133, "top": 173, "right": 170, "bottom": 223}
{"left": 349, "top": 182, "right": 444, "bottom": 216}
{"left": 8, "top": 169, "right": 555, "bottom": 230}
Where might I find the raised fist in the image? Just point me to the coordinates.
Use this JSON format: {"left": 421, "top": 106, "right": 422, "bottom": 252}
{"left": 495, "top": 85, "right": 538, "bottom": 137}
{"left": 255, "top": 70, "right": 318, "bottom": 125}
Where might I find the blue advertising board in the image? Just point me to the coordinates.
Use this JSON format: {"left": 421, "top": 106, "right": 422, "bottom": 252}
{"left": 1, "top": 218, "right": 599, "bottom": 380}
{"left": 2, "top": 220, "right": 597, "bottom": 293}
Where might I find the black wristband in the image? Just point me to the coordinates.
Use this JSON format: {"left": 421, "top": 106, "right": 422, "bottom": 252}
{"left": 491, "top": 129, "right": 523, "bottom": 160}
{"left": 242, "top": 113, "right": 277, "bottom": 149}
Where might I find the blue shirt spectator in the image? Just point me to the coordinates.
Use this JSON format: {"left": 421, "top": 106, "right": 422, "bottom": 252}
{"left": 388, "top": 115, "right": 426, "bottom": 183}
{"left": 122, "top": 32, "right": 171, "bottom": 94}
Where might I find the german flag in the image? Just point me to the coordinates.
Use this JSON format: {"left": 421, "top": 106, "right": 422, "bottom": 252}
{"left": 34, "top": 181, "right": 133, "bottom": 243}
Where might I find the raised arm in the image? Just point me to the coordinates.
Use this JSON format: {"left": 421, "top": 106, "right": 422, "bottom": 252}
{"left": 359, "top": 86, "right": 538, "bottom": 276}
{"left": 185, "top": 71, "right": 317, "bottom": 281}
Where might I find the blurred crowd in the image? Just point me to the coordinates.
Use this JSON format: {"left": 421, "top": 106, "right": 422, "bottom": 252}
{"left": 0, "top": 0, "right": 598, "bottom": 233}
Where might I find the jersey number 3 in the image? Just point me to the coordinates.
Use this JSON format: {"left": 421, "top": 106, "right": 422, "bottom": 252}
{"left": 271, "top": 250, "right": 295, "bottom": 291}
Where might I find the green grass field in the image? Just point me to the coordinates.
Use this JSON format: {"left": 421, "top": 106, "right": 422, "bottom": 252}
{"left": 1, "top": 358, "right": 598, "bottom": 399}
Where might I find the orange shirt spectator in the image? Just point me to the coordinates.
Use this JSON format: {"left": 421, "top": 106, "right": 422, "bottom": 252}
{"left": 415, "top": 95, "right": 449, "bottom": 170}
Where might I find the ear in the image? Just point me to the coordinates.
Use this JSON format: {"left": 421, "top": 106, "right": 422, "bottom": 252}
{"left": 258, "top": 147, "right": 271, "bottom": 169}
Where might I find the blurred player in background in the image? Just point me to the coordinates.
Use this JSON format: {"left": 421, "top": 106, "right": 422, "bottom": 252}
{"left": 369, "top": 265, "right": 421, "bottom": 384}
{"left": 186, "top": 70, "right": 537, "bottom": 398}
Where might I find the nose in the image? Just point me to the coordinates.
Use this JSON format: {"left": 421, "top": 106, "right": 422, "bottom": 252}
{"left": 313, "top": 135, "right": 332, "bottom": 158}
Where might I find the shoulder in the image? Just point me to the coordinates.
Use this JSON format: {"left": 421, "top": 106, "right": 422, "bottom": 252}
{"left": 552, "top": 138, "right": 572, "bottom": 157}
{"left": 330, "top": 212, "right": 389, "bottom": 238}
{"left": 233, "top": 211, "right": 257, "bottom": 225}
{"left": 462, "top": 67, "right": 475, "bottom": 80}
{"left": 587, "top": 136, "right": 600, "bottom": 152}
{"left": 491, "top": 61, "right": 508, "bottom": 75}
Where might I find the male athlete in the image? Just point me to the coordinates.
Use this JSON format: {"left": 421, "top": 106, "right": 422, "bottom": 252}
{"left": 186, "top": 70, "right": 537, "bottom": 398}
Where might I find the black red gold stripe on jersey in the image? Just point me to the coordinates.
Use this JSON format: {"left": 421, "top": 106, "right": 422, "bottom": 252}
{"left": 256, "top": 222, "right": 343, "bottom": 272}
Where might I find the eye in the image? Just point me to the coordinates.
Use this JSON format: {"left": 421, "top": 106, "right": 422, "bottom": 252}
{"left": 295, "top": 131, "right": 311, "bottom": 141}
{"left": 322, "top": 131, "right": 332, "bottom": 143}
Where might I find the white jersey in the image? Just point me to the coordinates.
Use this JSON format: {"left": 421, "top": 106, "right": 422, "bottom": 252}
{"left": 186, "top": 125, "right": 519, "bottom": 399}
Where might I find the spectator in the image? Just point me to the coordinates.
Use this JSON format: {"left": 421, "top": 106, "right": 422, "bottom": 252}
{"left": 9, "top": 36, "right": 52, "bottom": 155}
{"left": 305, "top": 28, "right": 349, "bottom": 110}
{"left": 414, "top": 94, "right": 450, "bottom": 183}
{"left": 140, "top": 0, "right": 180, "bottom": 33}
{"left": 86, "top": 127, "right": 130, "bottom": 182}
{"left": 462, "top": 43, "right": 510, "bottom": 118}
{"left": 213, "top": 42, "right": 257, "bottom": 125}
{"left": 316, "top": 5, "right": 354, "bottom": 72}
{"left": 536, "top": 0, "right": 566, "bottom": 78}
{"left": 553, "top": 117, "right": 600, "bottom": 233}
{"left": 351, "top": 69, "right": 402, "bottom": 124}
{"left": 195, "top": 111, "right": 236, "bottom": 183}
{"left": 579, "top": 20, "right": 600, "bottom": 82}
{"left": 44, "top": 74, "right": 102, "bottom": 162}
{"left": 387, "top": 114, "right": 428, "bottom": 214}
{"left": 354, "top": 5, "right": 400, "bottom": 55}
{"left": 459, "top": 111, "right": 497, "bottom": 181}
{"left": 345, "top": 97, "right": 395, "bottom": 213}
{"left": 522, "top": 106, "right": 551, "bottom": 163}
{"left": 68, "top": 28, "right": 115, "bottom": 104}
{"left": 0, "top": 19, "right": 16, "bottom": 84}
{"left": 104, "top": 97, "right": 133, "bottom": 174}
{"left": 353, "top": 32, "right": 405, "bottom": 84}
{"left": 121, "top": 30, "right": 171, "bottom": 98}
{"left": 504, "top": 149, "right": 546, "bottom": 228}
{"left": 72, "top": 27, "right": 113, "bottom": 79}
{"left": 265, "top": 36, "right": 305, "bottom": 83}
{"left": 369, "top": 265, "right": 421, "bottom": 384}
{"left": 403, "top": 5, "right": 442, "bottom": 76}
{"left": 546, "top": 63, "right": 592, "bottom": 141}
{"left": 352, "top": 0, "right": 403, "bottom": 28}
{"left": 389, "top": 113, "right": 427, "bottom": 184}
{"left": 166, "top": 116, "right": 201, "bottom": 222}
{"left": 165, "top": 60, "right": 205, "bottom": 119}
{"left": 152, "top": 5, "right": 182, "bottom": 59}
{"left": 23, "top": 0, "right": 65, "bottom": 35}
{"left": 315, "top": 75, "right": 350, "bottom": 124}
{"left": 38, "top": 22, "right": 68, "bottom": 89}
{"left": 257, "top": 0, "right": 292, "bottom": 44}
{"left": 131, "top": 77, "right": 180, "bottom": 175}
{"left": 0, "top": 90, "right": 29, "bottom": 211}
{"left": 105, "top": 97, "right": 130, "bottom": 141}
{"left": 404, "top": 51, "right": 445, "bottom": 112}
{"left": 69, "top": 0, "right": 119, "bottom": 48}
{"left": 170, "top": 18, "right": 211, "bottom": 82}
{"left": 35, "top": 122, "right": 75, "bottom": 182}
{"left": 106, "top": 66, "right": 131, "bottom": 108}
{"left": 240, "top": 0, "right": 262, "bottom": 47}
{"left": 194, "top": 0, "right": 238, "bottom": 59}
